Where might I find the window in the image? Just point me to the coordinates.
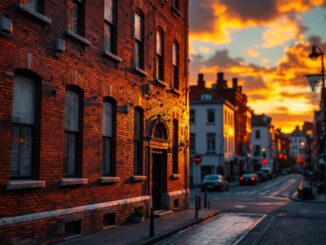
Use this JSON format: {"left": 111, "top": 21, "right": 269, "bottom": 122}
{"left": 64, "top": 88, "right": 82, "bottom": 177}
{"left": 67, "top": 0, "right": 84, "bottom": 35}
{"left": 156, "top": 29, "right": 164, "bottom": 81}
{"left": 190, "top": 133, "right": 196, "bottom": 152}
{"left": 207, "top": 133, "right": 216, "bottom": 152}
{"left": 190, "top": 109, "right": 195, "bottom": 124}
{"left": 134, "top": 11, "right": 144, "bottom": 68}
{"left": 173, "top": 0, "right": 179, "bottom": 9}
{"left": 207, "top": 109, "right": 215, "bottom": 123}
{"left": 104, "top": 0, "right": 117, "bottom": 53}
{"left": 134, "top": 108, "right": 143, "bottom": 175}
{"left": 172, "top": 42, "right": 179, "bottom": 89}
{"left": 172, "top": 119, "right": 179, "bottom": 174}
{"left": 102, "top": 100, "right": 116, "bottom": 176}
{"left": 254, "top": 145, "right": 260, "bottom": 156}
{"left": 23, "top": 0, "right": 41, "bottom": 12}
{"left": 11, "top": 74, "right": 38, "bottom": 179}
{"left": 255, "top": 129, "right": 260, "bottom": 139}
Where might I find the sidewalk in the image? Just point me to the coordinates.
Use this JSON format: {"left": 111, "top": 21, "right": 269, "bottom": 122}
{"left": 57, "top": 208, "right": 219, "bottom": 245}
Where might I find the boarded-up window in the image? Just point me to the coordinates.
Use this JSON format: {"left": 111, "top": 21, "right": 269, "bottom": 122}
{"left": 11, "top": 75, "right": 36, "bottom": 178}
{"left": 68, "top": 0, "right": 83, "bottom": 35}
{"left": 64, "top": 89, "right": 80, "bottom": 176}
{"left": 103, "top": 101, "right": 114, "bottom": 175}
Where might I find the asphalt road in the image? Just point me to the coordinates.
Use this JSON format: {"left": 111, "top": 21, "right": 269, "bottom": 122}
{"left": 158, "top": 174, "right": 326, "bottom": 244}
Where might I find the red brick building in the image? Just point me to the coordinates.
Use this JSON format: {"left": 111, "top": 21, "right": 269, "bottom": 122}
{"left": 0, "top": 0, "right": 189, "bottom": 243}
{"left": 212, "top": 72, "right": 249, "bottom": 180}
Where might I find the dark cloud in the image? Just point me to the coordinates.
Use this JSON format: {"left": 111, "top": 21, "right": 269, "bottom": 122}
{"left": 219, "top": 0, "right": 278, "bottom": 22}
{"left": 205, "top": 49, "right": 243, "bottom": 67}
{"left": 189, "top": 0, "right": 216, "bottom": 34}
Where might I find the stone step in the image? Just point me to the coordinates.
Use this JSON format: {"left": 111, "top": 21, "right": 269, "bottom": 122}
{"left": 154, "top": 209, "right": 174, "bottom": 218}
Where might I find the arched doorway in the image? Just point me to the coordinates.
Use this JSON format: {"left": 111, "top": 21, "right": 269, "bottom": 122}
{"left": 150, "top": 119, "right": 169, "bottom": 209}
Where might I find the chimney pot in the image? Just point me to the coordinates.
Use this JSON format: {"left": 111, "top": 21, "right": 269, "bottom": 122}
{"left": 232, "top": 78, "right": 238, "bottom": 89}
{"left": 197, "top": 73, "right": 205, "bottom": 87}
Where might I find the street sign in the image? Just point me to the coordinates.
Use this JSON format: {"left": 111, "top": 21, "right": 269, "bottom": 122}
{"left": 193, "top": 154, "right": 202, "bottom": 165}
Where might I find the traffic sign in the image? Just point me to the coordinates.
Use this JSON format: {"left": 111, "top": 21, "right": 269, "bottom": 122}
{"left": 193, "top": 154, "right": 202, "bottom": 165}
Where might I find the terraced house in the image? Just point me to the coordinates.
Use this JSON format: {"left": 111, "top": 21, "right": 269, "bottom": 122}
{"left": 0, "top": 0, "right": 189, "bottom": 243}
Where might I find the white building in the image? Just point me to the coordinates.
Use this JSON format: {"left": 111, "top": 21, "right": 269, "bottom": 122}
{"left": 289, "top": 126, "right": 307, "bottom": 164}
{"left": 251, "top": 114, "right": 275, "bottom": 172}
{"left": 190, "top": 74, "right": 236, "bottom": 186}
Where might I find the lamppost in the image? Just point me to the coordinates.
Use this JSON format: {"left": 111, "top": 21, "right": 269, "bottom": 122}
{"left": 305, "top": 44, "right": 326, "bottom": 181}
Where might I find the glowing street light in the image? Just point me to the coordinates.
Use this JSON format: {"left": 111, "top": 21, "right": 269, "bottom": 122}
{"left": 305, "top": 44, "right": 326, "bottom": 180}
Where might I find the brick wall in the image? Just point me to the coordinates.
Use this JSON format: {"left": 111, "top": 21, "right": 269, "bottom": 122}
{"left": 0, "top": 0, "right": 189, "bottom": 243}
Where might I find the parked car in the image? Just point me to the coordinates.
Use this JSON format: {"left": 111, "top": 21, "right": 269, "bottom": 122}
{"left": 261, "top": 167, "right": 273, "bottom": 179}
{"left": 201, "top": 175, "right": 229, "bottom": 191}
{"left": 255, "top": 171, "right": 268, "bottom": 182}
{"left": 240, "top": 173, "right": 259, "bottom": 185}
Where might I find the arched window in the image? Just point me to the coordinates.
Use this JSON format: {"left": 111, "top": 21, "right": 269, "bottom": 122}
{"left": 102, "top": 99, "right": 116, "bottom": 176}
{"left": 11, "top": 74, "right": 39, "bottom": 179}
{"left": 64, "top": 87, "right": 83, "bottom": 177}
{"left": 153, "top": 122, "right": 167, "bottom": 140}
{"left": 172, "top": 119, "right": 179, "bottom": 174}
{"left": 156, "top": 28, "right": 164, "bottom": 81}
{"left": 134, "top": 108, "right": 143, "bottom": 175}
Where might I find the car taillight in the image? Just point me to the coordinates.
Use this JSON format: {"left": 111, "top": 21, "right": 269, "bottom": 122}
{"left": 251, "top": 177, "right": 256, "bottom": 181}
{"left": 240, "top": 177, "right": 244, "bottom": 181}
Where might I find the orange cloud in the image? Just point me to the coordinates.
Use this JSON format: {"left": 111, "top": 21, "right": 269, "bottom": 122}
{"left": 262, "top": 15, "right": 305, "bottom": 48}
{"left": 190, "top": 0, "right": 325, "bottom": 44}
{"left": 190, "top": 38, "right": 326, "bottom": 132}
{"left": 246, "top": 48, "right": 260, "bottom": 57}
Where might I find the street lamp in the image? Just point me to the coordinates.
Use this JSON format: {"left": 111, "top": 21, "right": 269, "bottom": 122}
{"left": 305, "top": 44, "right": 326, "bottom": 180}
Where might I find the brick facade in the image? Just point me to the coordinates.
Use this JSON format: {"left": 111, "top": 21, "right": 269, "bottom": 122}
{"left": 0, "top": 0, "right": 189, "bottom": 243}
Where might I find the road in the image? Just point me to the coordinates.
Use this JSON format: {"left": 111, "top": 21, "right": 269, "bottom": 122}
{"left": 157, "top": 174, "right": 326, "bottom": 244}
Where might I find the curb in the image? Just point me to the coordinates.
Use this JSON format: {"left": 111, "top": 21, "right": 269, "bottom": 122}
{"left": 290, "top": 191, "right": 326, "bottom": 204}
{"left": 139, "top": 211, "right": 219, "bottom": 245}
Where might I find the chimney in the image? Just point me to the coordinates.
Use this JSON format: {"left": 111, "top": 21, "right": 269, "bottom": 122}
{"left": 197, "top": 73, "right": 205, "bottom": 87}
{"left": 217, "top": 72, "right": 227, "bottom": 88}
{"left": 232, "top": 78, "right": 238, "bottom": 89}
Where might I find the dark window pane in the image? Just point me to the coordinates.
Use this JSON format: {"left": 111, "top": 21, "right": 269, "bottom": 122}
{"left": 207, "top": 109, "right": 215, "bottom": 123}
{"left": 64, "top": 90, "right": 79, "bottom": 132}
{"left": 64, "top": 132, "right": 77, "bottom": 176}
{"left": 190, "top": 133, "right": 195, "bottom": 151}
{"left": 173, "top": 120, "right": 178, "bottom": 173}
{"left": 10, "top": 126, "right": 33, "bottom": 178}
{"left": 12, "top": 75, "right": 35, "bottom": 125}
{"left": 24, "top": 0, "right": 38, "bottom": 11}
{"left": 103, "top": 137, "right": 112, "bottom": 175}
{"left": 103, "top": 101, "right": 113, "bottom": 137}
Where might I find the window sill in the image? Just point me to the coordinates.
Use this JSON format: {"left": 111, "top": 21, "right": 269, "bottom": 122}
{"left": 171, "top": 174, "right": 180, "bottom": 179}
{"left": 170, "top": 88, "right": 182, "bottom": 95}
{"left": 6, "top": 180, "right": 46, "bottom": 190}
{"left": 65, "top": 30, "right": 91, "bottom": 46}
{"left": 103, "top": 51, "right": 123, "bottom": 63}
{"left": 59, "top": 178, "right": 88, "bottom": 186}
{"left": 134, "top": 67, "right": 148, "bottom": 76}
{"left": 131, "top": 175, "right": 147, "bottom": 182}
{"left": 171, "top": 6, "right": 182, "bottom": 17}
{"left": 99, "top": 176, "right": 121, "bottom": 184}
{"left": 17, "top": 4, "right": 52, "bottom": 25}
{"left": 155, "top": 79, "right": 168, "bottom": 88}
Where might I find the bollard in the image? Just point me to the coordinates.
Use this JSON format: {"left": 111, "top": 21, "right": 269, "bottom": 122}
{"left": 198, "top": 195, "right": 202, "bottom": 210}
{"left": 195, "top": 195, "right": 199, "bottom": 219}
{"left": 149, "top": 208, "right": 154, "bottom": 237}
{"left": 204, "top": 190, "right": 207, "bottom": 208}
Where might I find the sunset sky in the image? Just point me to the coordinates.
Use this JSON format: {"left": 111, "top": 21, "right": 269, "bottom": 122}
{"left": 189, "top": 0, "right": 326, "bottom": 133}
